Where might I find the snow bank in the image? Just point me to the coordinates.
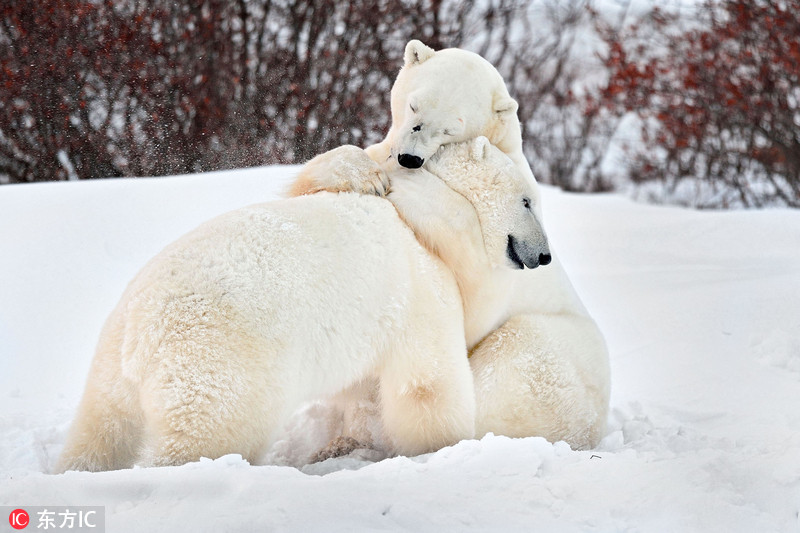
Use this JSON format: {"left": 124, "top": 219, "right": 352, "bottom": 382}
{"left": 1, "top": 167, "right": 799, "bottom": 531}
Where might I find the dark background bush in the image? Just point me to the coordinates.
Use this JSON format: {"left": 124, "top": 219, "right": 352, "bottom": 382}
{"left": 1, "top": 0, "right": 798, "bottom": 208}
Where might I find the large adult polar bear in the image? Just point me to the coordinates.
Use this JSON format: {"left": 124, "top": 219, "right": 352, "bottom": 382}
{"left": 291, "top": 40, "right": 610, "bottom": 450}
{"left": 57, "top": 137, "right": 547, "bottom": 472}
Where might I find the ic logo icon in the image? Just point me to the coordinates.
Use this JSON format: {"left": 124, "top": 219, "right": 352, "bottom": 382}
{"left": 9, "top": 509, "right": 29, "bottom": 530}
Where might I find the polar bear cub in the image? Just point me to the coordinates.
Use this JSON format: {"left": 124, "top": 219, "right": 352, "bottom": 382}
{"left": 290, "top": 39, "right": 530, "bottom": 203}
{"left": 57, "top": 137, "right": 546, "bottom": 472}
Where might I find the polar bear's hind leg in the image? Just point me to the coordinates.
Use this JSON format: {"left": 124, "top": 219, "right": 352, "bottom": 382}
{"left": 135, "top": 299, "right": 283, "bottom": 467}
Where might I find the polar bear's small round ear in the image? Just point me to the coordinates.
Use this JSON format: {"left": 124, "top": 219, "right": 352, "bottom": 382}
{"left": 471, "top": 137, "right": 491, "bottom": 161}
{"left": 493, "top": 95, "right": 519, "bottom": 116}
{"left": 404, "top": 40, "right": 436, "bottom": 66}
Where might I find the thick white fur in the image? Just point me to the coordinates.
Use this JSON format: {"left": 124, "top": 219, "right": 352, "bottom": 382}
{"left": 57, "top": 138, "right": 539, "bottom": 472}
{"left": 292, "top": 40, "right": 610, "bottom": 451}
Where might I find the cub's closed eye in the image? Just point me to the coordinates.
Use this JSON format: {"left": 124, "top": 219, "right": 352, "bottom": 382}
{"left": 409, "top": 104, "right": 417, "bottom": 113}
{"left": 522, "top": 197, "right": 531, "bottom": 209}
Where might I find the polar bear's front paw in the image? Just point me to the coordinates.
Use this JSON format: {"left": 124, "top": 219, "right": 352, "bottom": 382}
{"left": 309, "top": 436, "right": 364, "bottom": 463}
{"left": 350, "top": 167, "right": 391, "bottom": 197}
{"left": 289, "top": 145, "right": 390, "bottom": 197}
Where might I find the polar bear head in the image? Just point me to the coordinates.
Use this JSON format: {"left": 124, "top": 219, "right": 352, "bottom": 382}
{"left": 388, "top": 40, "right": 522, "bottom": 171}
{"left": 426, "top": 137, "right": 550, "bottom": 270}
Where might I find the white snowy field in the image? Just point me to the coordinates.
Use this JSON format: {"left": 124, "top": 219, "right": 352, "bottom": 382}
{"left": 1, "top": 166, "right": 799, "bottom": 532}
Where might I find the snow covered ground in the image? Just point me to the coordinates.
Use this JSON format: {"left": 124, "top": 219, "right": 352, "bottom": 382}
{"left": 1, "top": 166, "right": 799, "bottom": 532}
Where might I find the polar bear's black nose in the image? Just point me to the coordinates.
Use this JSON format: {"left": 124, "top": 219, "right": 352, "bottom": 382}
{"left": 539, "top": 253, "right": 552, "bottom": 266}
{"left": 398, "top": 154, "right": 424, "bottom": 169}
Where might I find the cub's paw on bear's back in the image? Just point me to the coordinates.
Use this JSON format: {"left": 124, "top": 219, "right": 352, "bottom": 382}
{"left": 290, "top": 145, "right": 390, "bottom": 197}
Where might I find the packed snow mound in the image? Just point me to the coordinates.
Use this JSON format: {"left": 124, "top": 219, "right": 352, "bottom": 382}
{"left": 1, "top": 166, "right": 799, "bottom": 531}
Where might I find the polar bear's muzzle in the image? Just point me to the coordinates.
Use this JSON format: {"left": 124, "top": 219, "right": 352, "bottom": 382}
{"left": 507, "top": 235, "right": 551, "bottom": 270}
{"left": 398, "top": 153, "right": 424, "bottom": 169}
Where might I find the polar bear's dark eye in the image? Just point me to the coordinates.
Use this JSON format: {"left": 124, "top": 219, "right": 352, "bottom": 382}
{"left": 522, "top": 197, "right": 531, "bottom": 210}
{"left": 409, "top": 104, "right": 418, "bottom": 113}
{"left": 443, "top": 129, "right": 451, "bottom": 136}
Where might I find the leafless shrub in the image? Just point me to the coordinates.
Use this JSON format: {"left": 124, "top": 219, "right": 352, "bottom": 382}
{"left": 598, "top": 0, "right": 800, "bottom": 207}
{"left": 3, "top": 0, "right": 797, "bottom": 208}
